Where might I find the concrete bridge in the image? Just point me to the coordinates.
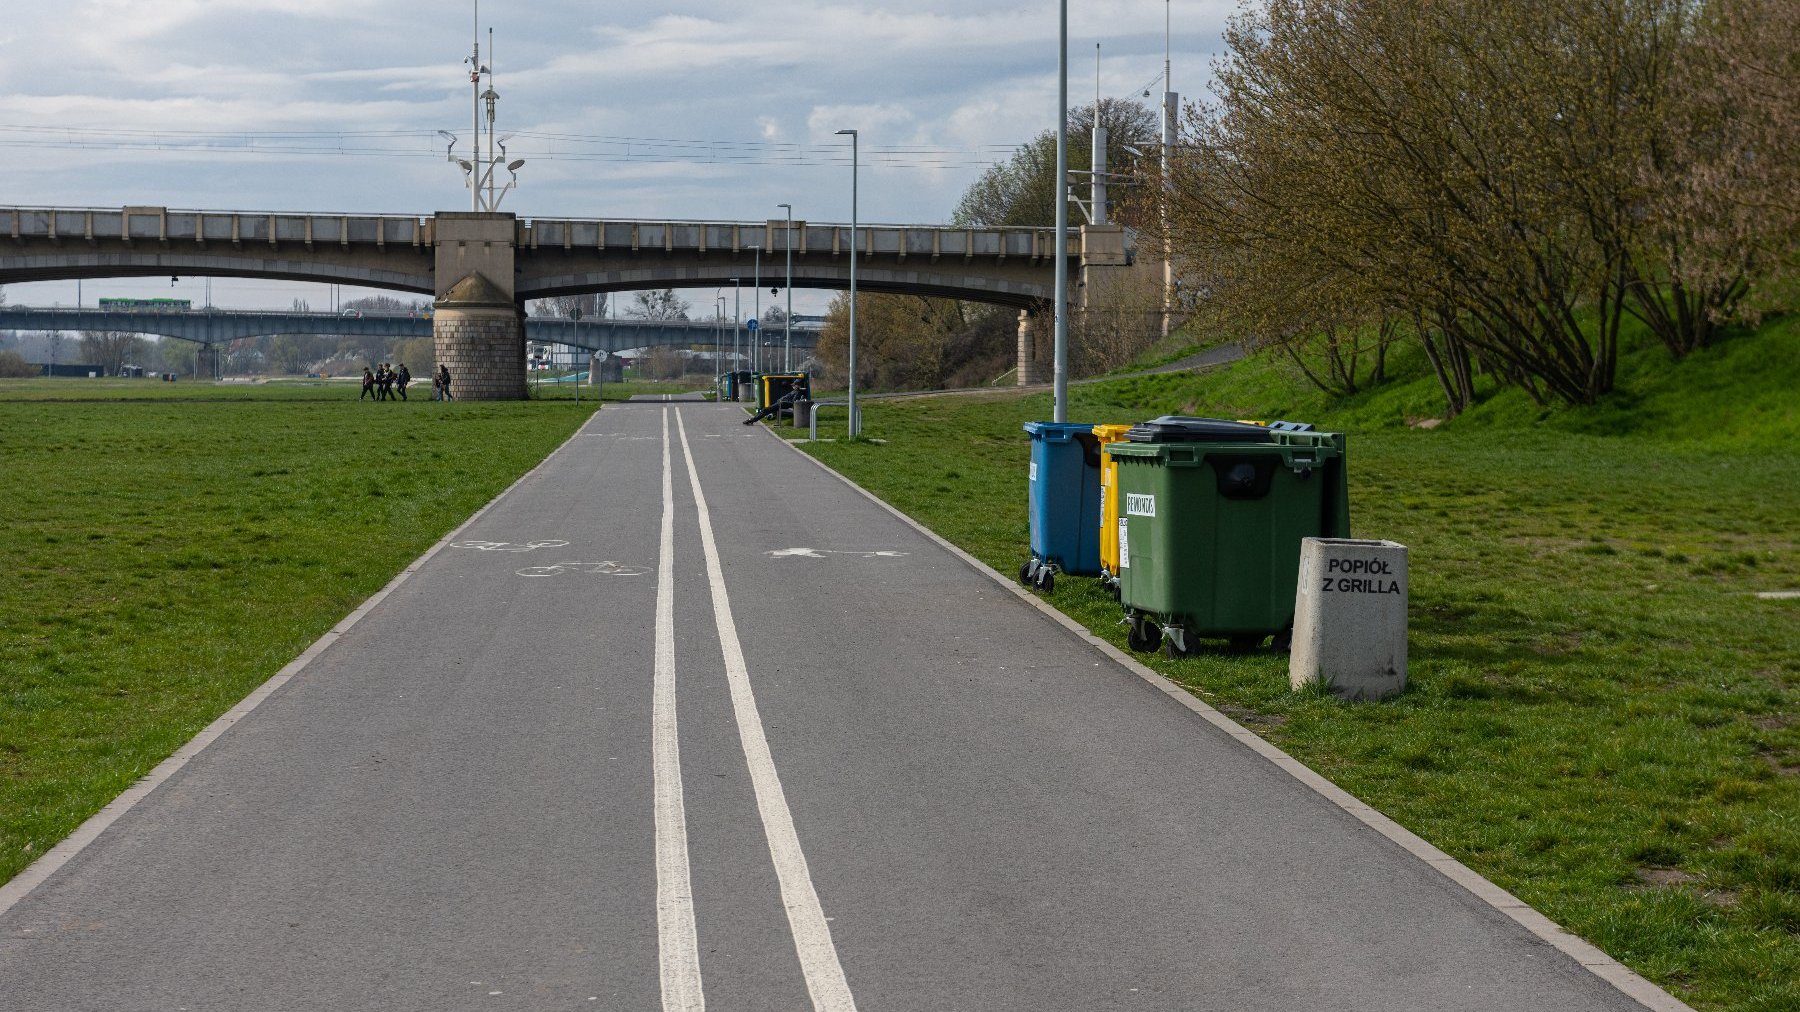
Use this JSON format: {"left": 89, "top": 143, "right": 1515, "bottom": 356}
{"left": 0, "top": 306, "right": 817, "bottom": 357}
{"left": 2, "top": 206, "right": 1126, "bottom": 398}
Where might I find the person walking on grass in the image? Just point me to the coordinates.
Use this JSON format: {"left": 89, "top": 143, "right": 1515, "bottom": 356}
{"left": 397, "top": 362, "right": 411, "bottom": 401}
{"left": 438, "top": 363, "right": 454, "bottom": 400}
{"left": 360, "top": 366, "right": 376, "bottom": 401}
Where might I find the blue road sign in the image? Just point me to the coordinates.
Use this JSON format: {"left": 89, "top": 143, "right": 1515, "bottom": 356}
{"left": 746, "top": 318, "right": 759, "bottom": 332}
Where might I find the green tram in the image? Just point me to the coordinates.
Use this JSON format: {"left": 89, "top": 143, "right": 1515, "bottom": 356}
{"left": 97, "top": 297, "right": 192, "bottom": 312}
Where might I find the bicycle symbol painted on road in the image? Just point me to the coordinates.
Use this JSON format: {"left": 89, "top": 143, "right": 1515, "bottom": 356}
{"left": 515, "top": 561, "right": 651, "bottom": 578}
{"left": 451, "top": 540, "right": 570, "bottom": 552}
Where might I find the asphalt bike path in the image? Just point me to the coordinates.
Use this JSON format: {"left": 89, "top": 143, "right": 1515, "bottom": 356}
{"left": 0, "top": 400, "right": 1657, "bottom": 1010}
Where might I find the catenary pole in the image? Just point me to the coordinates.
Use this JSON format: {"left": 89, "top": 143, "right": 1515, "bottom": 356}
{"left": 779, "top": 203, "right": 793, "bottom": 372}
{"left": 836, "top": 129, "right": 859, "bottom": 436}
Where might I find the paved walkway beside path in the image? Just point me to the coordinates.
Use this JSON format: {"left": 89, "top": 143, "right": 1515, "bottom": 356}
{"left": 0, "top": 402, "right": 1680, "bottom": 1011}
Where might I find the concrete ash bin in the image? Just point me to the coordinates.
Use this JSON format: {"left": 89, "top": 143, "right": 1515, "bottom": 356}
{"left": 1289, "top": 538, "right": 1408, "bottom": 700}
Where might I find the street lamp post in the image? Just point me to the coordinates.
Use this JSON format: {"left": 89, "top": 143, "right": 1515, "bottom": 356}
{"left": 1053, "top": 0, "right": 1070, "bottom": 423}
{"left": 571, "top": 304, "right": 582, "bottom": 406}
{"left": 733, "top": 280, "right": 742, "bottom": 390}
{"left": 778, "top": 203, "right": 794, "bottom": 371}
{"left": 751, "top": 244, "right": 762, "bottom": 373}
{"left": 835, "top": 128, "right": 859, "bottom": 436}
{"left": 715, "top": 294, "right": 727, "bottom": 396}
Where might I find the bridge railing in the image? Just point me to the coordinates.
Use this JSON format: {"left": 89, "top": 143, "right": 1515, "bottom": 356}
{"left": 4, "top": 206, "right": 435, "bottom": 249}
{"left": 518, "top": 218, "right": 1067, "bottom": 260}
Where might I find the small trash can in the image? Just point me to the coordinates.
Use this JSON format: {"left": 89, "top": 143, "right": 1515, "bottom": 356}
{"left": 1092, "top": 423, "right": 1136, "bottom": 596}
{"left": 730, "top": 371, "right": 754, "bottom": 402}
{"left": 1109, "top": 417, "right": 1349, "bottom": 656}
{"left": 761, "top": 373, "right": 806, "bottom": 414}
{"left": 1019, "top": 421, "right": 1104, "bottom": 592}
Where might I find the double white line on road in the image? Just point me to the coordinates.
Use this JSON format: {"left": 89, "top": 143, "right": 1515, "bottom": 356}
{"left": 654, "top": 407, "right": 858, "bottom": 1012}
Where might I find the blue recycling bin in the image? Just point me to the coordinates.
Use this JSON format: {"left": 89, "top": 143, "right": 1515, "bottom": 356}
{"left": 1019, "top": 421, "right": 1104, "bottom": 591}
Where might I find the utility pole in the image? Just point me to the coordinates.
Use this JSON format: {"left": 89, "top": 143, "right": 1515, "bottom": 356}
{"left": 778, "top": 204, "right": 794, "bottom": 371}
{"left": 752, "top": 245, "right": 762, "bottom": 373}
{"left": 836, "top": 129, "right": 859, "bottom": 436}
{"left": 1092, "top": 44, "right": 1107, "bottom": 227}
{"left": 469, "top": 1, "right": 481, "bottom": 212}
{"left": 1052, "top": 0, "right": 1070, "bottom": 423}
{"left": 1160, "top": 0, "right": 1178, "bottom": 340}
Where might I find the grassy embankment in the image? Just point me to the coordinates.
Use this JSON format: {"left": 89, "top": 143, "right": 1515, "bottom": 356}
{"left": 793, "top": 318, "right": 1800, "bottom": 1012}
{"left": 0, "top": 379, "right": 597, "bottom": 885}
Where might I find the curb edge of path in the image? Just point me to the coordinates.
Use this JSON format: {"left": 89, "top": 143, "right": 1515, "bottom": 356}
{"left": 763, "top": 421, "right": 1695, "bottom": 1012}
{"left": 0, "top": 410, "right": 601, "bottom": 919}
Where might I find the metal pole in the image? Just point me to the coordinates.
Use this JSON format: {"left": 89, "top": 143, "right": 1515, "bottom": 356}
{"left": 734, "top": 282, "right": 742, "bottom": 385}
{"left": 471, "top": 1, "right": 480, "bottom": 212}
{"left": 752, "top": 245, "right": 762, "bottom": 373}
{"left": 487, "top": 27, "right": 496, "bottom": 211}
{"left": 1052, "top": 0, "right": 1070, "bottom": 423}
{"left": 836, "top": 129, "right": 859, "bottom": 436}
{"left": 1092, "top": 44, "right": 1107, "bottom": 226}
{"left": 1161, "top": 0, "right": 1176, "bottom": 341}
{"left": 778, "top": 203, "right": 793, "bottom": 371}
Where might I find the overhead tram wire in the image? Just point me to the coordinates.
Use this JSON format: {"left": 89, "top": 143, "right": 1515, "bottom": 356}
{"left": 0, "top": 124, "right": 1025, "bottom": 169}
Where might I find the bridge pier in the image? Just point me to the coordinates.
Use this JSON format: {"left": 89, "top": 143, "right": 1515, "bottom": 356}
{"left": 432, "top": 213, "right": 525, "bottom": 400}
{"left": 433, "top": 273, "right": 526, "bottom": 400}
{"left": 1016, "top": 310, "right": 1038, "bottom": 386}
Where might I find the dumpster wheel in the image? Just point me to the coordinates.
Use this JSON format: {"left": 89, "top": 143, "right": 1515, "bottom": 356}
{"left": 1035, "top": 568, "right": 1055, "bottom": 594}
{"left": 1126, "top": 615, "right": 1162, "bottom": 653}
{"left": 1271, "top": 624, "right": 1293, "bottom": 654}
{"left": 1227, "top": 634, "right": 1265, "bottom": 653}
{"left": 1162, "top": 625, "right": 1190, "bottom": 659}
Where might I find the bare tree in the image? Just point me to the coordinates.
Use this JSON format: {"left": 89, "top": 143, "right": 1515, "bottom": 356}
{"left": 623, "top": 289, "right": 691, "bottom": 321}
{"left": 79, "top": 331, "right": 147, "bottom": 377}
{"left": 953, "top": 98, "right": 1159, "bottom": 228}
{"left": 534, "top": 294, "right": 607, "bottom": 319}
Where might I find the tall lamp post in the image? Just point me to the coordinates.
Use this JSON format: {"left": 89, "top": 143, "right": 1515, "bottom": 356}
{"left": 570, "top": 304, "right": 583, "bottom": 406}
{"left": 1052, "top": 0, "right": 1070, "bottom": 423}
{"left": 750, "top": 244, "right": 762, "bottom": 373}
{"left": 777, "top": 203, "right": 794, "bottom": 371}
{"left": 835, "top": 128, "right": 859, "bottom": 436}
{"left": 733, "top": 279, "right": 743, "bottom": 386}
{"left": 714, "top": 290, "right": 727, "bottom": 394}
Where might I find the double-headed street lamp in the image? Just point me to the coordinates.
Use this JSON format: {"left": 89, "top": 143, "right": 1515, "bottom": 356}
{"left": 777, "top": 203, "right": 794, "bottom": 371}
{"left": 835, "top": 128, "right": 859, "bottom": 437}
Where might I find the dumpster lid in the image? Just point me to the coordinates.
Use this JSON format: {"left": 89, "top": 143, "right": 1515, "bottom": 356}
{"left": 1023, "top": 421, "right": 1101, "bottom": 441}
{"left": 1124, "top": 416, "right": 1276, "bottom": 443}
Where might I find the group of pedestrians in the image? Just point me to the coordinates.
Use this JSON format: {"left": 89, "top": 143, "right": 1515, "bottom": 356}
{"left": 359, "top": 363, "right": 453, "bottom": 401}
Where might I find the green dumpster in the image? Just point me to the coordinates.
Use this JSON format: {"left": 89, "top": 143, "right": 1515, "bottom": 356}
{"left": 1109, "top": 417, "right": 1348, "bottom": 656}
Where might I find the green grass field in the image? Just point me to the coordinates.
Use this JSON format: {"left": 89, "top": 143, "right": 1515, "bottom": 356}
{"left": 795, "top": 320, "right": 1800, "bottom": 1011}
{"left": 0, "top": 380, "right": 597, "bottom": 886}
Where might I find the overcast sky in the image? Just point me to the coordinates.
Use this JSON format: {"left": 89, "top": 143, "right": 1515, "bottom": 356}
{"left": 2, "top": 0, "right": 1229, "bottom": 311}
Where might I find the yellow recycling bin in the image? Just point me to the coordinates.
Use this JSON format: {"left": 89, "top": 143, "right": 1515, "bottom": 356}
{"left": 1093, "top": 423, "right": 1136, "bottom": 594}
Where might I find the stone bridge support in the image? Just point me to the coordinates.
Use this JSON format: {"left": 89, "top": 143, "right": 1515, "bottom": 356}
{"left": 433, "top": 214, "right": 524, "bottom": 400}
